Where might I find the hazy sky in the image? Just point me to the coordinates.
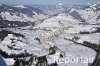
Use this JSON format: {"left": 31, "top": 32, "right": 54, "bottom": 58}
{"left": 0, "top": 0, "right": 99, "bottom": 5}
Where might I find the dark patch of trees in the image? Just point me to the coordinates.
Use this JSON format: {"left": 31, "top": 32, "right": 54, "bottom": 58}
{"left": 49, "top": 46, "right": 56, "bottom": 55}
{"left": 14, "top": 55, "right": 48, "bottom": 66}
{"left": 0, "top": 49, "right": 32, "bottom": 58}
{"left": 0, "top": 50, "right": 8, "bottom": 58}
{"left": 0, "top": 30, "right": 25, "bottom": 41}
{"left": 80, "top": 27, "right": 100, "bottom": 34}
{"left": 14, "top": 56, "right": 33, "bottom": 66}
{"left": 48, "top": 61, "right": 58, "bottom": 66}
{"left": 80, "top": 31, "right": 90, "bottom": 34}
{"left": 0, "top": 20, "right": 30, "bottom": 28}
{"left": 36, "top": 56, "right": 47, "bottom": 66}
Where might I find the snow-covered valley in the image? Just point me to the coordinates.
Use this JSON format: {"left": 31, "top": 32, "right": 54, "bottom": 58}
{"left": 0, "top": 3, "right": 100, "bottom": 66}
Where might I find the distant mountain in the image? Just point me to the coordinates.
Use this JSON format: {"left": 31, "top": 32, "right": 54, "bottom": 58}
{"left": 0, "top": 4, "right": 48, "bottom": 27}
{"left": 68, "top": 3, "right": 100, "bottom": 24}
{"left": 0, "top": 3, "right": 100, "bottom": 27}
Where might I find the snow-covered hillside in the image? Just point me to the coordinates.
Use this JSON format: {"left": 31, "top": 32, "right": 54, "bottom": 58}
{"left": 0, "top": 3, "right": 100, "bottom": 66}
{"left": 0, "top": 4, "right": 49, "bottom": 27}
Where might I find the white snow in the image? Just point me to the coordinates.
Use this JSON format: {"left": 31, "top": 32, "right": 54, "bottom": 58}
{"left": 0, "top": 3, "right": 100, "bottom": 66}
{"left": 4, "top": 58, "right": 15, "bottom": 66}
{"left": 14, "top": 5, "right": 27, "bottom": 8}
{"left": 0, "top": 11, "right": 48, "bottom": 22}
